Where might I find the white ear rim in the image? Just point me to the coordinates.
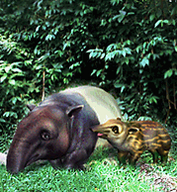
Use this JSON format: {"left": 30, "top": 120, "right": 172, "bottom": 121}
{"left": 128, "top": 127, "right": 140, "bottom": 134}
{"left": 66, "top": 105, "right": 84, "bottom": 117}
{"left": 118, "top": 125, "right": 123, "bottom": 133}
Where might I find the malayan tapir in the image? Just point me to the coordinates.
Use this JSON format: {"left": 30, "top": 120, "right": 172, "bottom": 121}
{"left": 7, "top": 86, "right": 121, "bottom": 173}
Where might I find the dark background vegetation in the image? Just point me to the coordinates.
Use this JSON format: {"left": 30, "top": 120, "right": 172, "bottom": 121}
{"left": 0, "top": 0, "right": 177, "bottom": 150}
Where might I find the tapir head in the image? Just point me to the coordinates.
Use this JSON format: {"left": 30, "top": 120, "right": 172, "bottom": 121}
{"left": 7, "top": 104, "right": 83, "bottom": 174}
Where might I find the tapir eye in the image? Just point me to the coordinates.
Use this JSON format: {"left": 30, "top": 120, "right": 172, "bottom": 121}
{"left": 41, "top": 131, "right": 50, "bottom": 140}
{"left": 112, "top": 126, "right": 119, "bottom": 134}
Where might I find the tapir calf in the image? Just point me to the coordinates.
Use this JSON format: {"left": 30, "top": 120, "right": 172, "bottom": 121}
{"left": 92, "top": 118, "right": 171, "bottom": 165}
{"left": 7, "top": 86, "right": 121, "bottom": 173}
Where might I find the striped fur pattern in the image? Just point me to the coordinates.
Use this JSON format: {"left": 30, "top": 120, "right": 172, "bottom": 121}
{"left": 128, "top": 121, "right": 171, "bottom": 163}
{"left": 92, "top": 119, "right": 171, "bottom": 165}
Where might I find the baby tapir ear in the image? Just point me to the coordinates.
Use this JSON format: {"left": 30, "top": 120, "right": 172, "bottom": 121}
{"left": 66, "top": 105, "right": 84, "bottom": 117}
{"left": 128, "top": 127, "right": 140, "bottom": 134}
{"left": 26, "top": 104, "right": 36, "bottom": 111}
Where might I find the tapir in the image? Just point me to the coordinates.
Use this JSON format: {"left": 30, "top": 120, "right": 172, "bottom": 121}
{"left": 91, "top": 118, "right": 171, "bottom": 165}
{"left": 7, "top": 86, "right": 121, "bottom": 173}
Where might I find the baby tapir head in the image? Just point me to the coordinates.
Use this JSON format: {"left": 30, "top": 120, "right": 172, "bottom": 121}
{"left": 91, "top": 118, "right": 140, "bottom": 148}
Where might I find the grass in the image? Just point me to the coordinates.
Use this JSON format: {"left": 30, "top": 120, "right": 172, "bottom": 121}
{"left": 1, "top": 146, "right": 177, "bottom": 192}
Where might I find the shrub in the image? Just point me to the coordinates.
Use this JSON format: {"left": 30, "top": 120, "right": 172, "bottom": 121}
{"left": 0, "top": 0, "right": 176, "bottom": 138}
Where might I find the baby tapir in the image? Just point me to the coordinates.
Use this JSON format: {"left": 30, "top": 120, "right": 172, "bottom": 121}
{"left": 91, "top": 118, "right": 171, "bottom": 165}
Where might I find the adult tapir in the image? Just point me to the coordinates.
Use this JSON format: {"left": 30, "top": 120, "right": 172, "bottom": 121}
{"left": 7, "top": 86, "right": 121, "bottom": 173}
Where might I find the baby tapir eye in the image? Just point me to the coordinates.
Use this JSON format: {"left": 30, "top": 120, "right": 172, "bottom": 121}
{"left": 112, "top": 126, "right": 119, "bottom": 134}
{"left": 41, "top": 131, "right": 50, "bottom": 140}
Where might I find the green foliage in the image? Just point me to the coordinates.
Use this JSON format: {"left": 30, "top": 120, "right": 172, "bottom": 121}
{"left": 0, "top": 30, "right": 34, "bottom": 135}
{"left": 87, "top": 0, "right": 177, "bottom": 124}
{"left": 0, "top": 0, "right": 177, "bottom": 136}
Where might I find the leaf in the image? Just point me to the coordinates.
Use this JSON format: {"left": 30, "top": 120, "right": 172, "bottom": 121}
{"left": 139, "top": 57, "right": 149, "bottom": 67}
{"left": 11, "top": 97, "right": 17, "bottom": 104}
{"left": 45, "top": 34, "right": 55, "bottom": 41}
{"left": 157, "top": 9, "right": 162, "bottom": 18}
{"left": 69, "top": 62, "right": 80, "bottom": 70}
{"left": 5, "top": 66, "right": 11, "bottom": 73}
{"left": 122, "top": 50, "right": 126, "bottom": 57}
{"left": 110, "top": 0, "right": 120, "bottom": 5}
{"left": 148, "top": 96, "right": 159, "bottom": 104}
{"left": 150, "top": 14, "right": 155, "bottom": 21}
{"left": 116, "top": 66, "right": 121, "bottom": 75}
{"left": 106, "top": 44, "right": 116, "bottom": 52}
{"left": 36, "top": 25, "right": 40, "bottom": 32}
{"left": 114, "top": 82, "right": 124, "bottom": 89}
{"left": 164, "top": 69, "right": 173, "bottom": 79}
{"left": 118, "top": 10, "right": 126, "bottom": 22}
{"left": 0, "top": 118, "right": 6, "bottom": 123}
{"left": 120, "top": 85, "right": 125, "bottom": 93}
{"left": 154, "top": 20, "right": 162, "bottom": 28}
{"left": 12, "top": 68, "right": 22, "bottom": 73}
{"left": 100, "top": 53, "right": 105, "bottom": 59}
{"left": 0, "top": 75, "right": 7, "bottom": 83}
{"left": 137, "top": 116, "right": 152, "bottom": 121}
{"left": 9, "top": 79, "right": 16, "bottom": 85}
{"left": 100, "top": 19, "right": 107, "bottom": 26}
{"left": 3, "top": 111, "right": 18, "bottom": 118}
{"left": 175, "top": 46, "right": 177, "bottom": 52}
{"left": 96, "top": 69, "right": 102, "bottom": 77}
{"left": 163, "top": 20, "right": 169, "bottom": 24}
{"left": 172, "top": 19, "right": 176, "bottom": 26}
{"left": 91, "top": 69, "right": 97, "bottom": 76}
{"left": 89, "top": 51, "right": 97, "bottom": 59}
{"left": 175, "top": 69, "right": 177, "bottom": 76}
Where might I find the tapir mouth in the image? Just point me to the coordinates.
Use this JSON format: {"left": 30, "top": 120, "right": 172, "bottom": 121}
{"left": 91, "top": 126, "right": 110, "bottom": 139}
{"left": 25, "top": 154, "right": 40, "bottom": 167}
{"left": 91, "top": 127, "right": 108, "bottom": 139}
{"left": 97, "top": 133, "right": 104, "bottom": 137}
{"left": 97, "top": 132, "right": 108, "bottom": 139}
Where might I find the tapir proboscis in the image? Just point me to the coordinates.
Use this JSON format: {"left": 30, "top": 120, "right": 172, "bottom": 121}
{"left": 6, "top": 86, "right": 121, "bottom": 173}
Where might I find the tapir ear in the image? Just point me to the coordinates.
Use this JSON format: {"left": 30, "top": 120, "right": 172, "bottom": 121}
{"left": 26, "top": 104, "right": 36, "bottom": 111}
{"left": 66, "top": 105, "right": 84, "bottom": 117}
{"left": 128, "top": 127, "right": 140, "bottom": 134}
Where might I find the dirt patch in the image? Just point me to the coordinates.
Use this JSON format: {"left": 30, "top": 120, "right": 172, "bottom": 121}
{"left": 139, "top": 164, "right": 177, "bottom": 192}
{"left": 94, "top": 150, "right": 177, "bottom": 192}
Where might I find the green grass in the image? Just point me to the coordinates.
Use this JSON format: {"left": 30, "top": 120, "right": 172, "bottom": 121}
{"left": 1, "top": 147, "right": 177, "bottom": 192}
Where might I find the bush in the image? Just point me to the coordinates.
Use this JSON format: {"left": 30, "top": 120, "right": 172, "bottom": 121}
{"left": 0, "top": 0, "right": 177, "bottom": 138}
